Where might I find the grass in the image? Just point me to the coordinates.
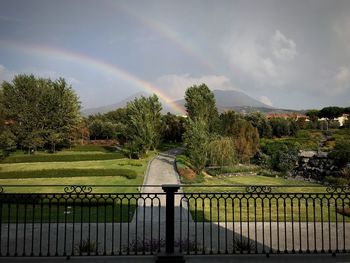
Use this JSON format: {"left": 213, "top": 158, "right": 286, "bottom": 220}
{"left": 183, "top": 175, "right": 350, "bottom": 222}
{"left": 205, "top": 164, "right": 261, "bottom": 176}
{"left": 0, "top": 168, "right": 138, "bottom": 180}
{"left": 1, "top": 199, "right": 137, "bottom": 223}
{"left": 0, "top": 144, "right": 158, "bottom": 222}
{"left": 1, "top": 152, "right": 124, "bottom": 163}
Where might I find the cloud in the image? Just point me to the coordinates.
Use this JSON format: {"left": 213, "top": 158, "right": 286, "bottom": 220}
{"left": 334, "top": 66, "right": 350, "bottom": 94}
{"left": 259, "top": 95, "right": 273, "bottom": 106}
{"left": 154, "top": 74, "right": 234, "bottom": 99}
{"left": 222, "top": 30, "right": 297, "bottom": 87}
{"left": 270, "top": 30, "right": 297, "bottom": 61}
{"left": 0, "top": 65, "right": 80, "bottom": 86}
{"left": 0, "top": 64, "right": 15, "bottom": 82}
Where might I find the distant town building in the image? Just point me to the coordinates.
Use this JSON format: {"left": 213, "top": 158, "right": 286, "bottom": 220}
{"left": 266, "top": 113, "right": 309, "bottom": 121}
{"left": 334, "top": 113, "right": 349, "bottom": 126}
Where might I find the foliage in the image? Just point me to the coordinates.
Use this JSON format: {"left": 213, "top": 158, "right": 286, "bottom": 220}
{"left": 220, "top": 112, "right": 260, "bottom": 163}
{"left": 261, "top": 141, "right": 299, "bottom": 174}
{"left": 125, "top": 94, "right": 162, "bottom": 158}
{"left": 1, "top": 151, "right": 124, "bottom": 163}
{"left": 245, "top": 112, "right": 272, "bottom": 138}
{"left": 75, "top": 240, "right": 96, "bottom": 254}
{"left": 0, "top": 168, "right": 137, "bottom": 179}
{"left": 319, "top": 106, "right": 344, "bottom": 120}
{"left": 329, "top": 139, "right": 350, "bottom": 167}
{"left": 175, "top": 154, "right": 204, "bottom": 183}
{"left": 183, "top": 119, "right": 209, "bottom": 174}
{"left": 1, "top": 75, "right": 81, "bottom": 153}
{"left": 269, "top": 118, "right": 291, "bottom": 137}
{"left": 324, "top": 176, "right": 349, "bottom": 186}
{"left": 206, "top": 164, "right": 261, "bottom": 176}
{"left": 88, "top": 119, "right": 117, "bottom": 140}
{"left": 207, "top": 136, "right": 236, "bottom": 167}
{"left": 161, "top": 113, "right": 186, "bottom": 142}
{"left": 184, "top": 84, "right": 219, "bottom": 133}
{"left": 0, "top": 130, "right": 16, "bottom": 159}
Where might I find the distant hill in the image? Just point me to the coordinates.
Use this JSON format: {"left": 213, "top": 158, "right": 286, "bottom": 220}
{"left": 173, "top": 90, "right": 273, "bottom": 112}
{"left": 82, "top": 89, "right": 302, "bottom": 116}
{"left": 82, "top": 91, "right": 150, "bottom": 116}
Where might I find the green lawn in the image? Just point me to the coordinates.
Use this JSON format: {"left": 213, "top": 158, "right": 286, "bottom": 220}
{"left": 183, "top": 175, "right": 349, "bottom": 222}
{"left": 0, "top": 145, "right": 156, "bottom": 222}
{"left": 0, "top": 145, "right": 156, "bottom": 193}
{"left": 1, "top": 151, "right": 124, "bottom": 163}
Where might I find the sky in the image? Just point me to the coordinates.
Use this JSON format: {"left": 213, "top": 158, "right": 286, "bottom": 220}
{"left": 0, "top": 0, "right": 350, "bottom": 112}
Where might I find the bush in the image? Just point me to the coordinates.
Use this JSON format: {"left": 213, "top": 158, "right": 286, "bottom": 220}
{"left": 0, "top": 168, "right": 138, "bottom": 179}
{"left": 75, "top": 240, "right": 96, "bottom": 254}
{"left": 261, "top": 141, "right": 299, "bottom": 174}
{"left": 324, "top": 176, "right": 349, "bottom": 186}
{"left": 1, "top": 152, "right": 124, "bottom": 163}
{"left": 206, "top": 165, "right": 261, "bottom": 176}
{"left": 329, "top": 140, "right": 350, "bottom": 167}
{"left": 175, "top": 154, "right": 204, "bottom": 183}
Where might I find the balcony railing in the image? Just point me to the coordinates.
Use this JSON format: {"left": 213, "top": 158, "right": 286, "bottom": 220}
{"left": 0, "top": 184, "right": 348, "bottom": 258}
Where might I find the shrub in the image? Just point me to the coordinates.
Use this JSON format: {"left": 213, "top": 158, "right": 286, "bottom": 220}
{"left": 324, "top": 176, "right": 348, "bottom": 186}
{"left": 329, "top": 140, "right": 350, "bottom": 167}
{"left": 233, "top": 238, "right": 256, "bottom": 252}
{"left": 75, "top": 240, "right": 97, "bottom": 254}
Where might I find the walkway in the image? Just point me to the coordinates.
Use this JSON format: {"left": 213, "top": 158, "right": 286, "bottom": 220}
{"left": 133, "top": 148, "right": 192, "bottom": 223}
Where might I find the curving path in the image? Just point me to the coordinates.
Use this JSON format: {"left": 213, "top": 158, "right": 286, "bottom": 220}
{"left": 132, "top": 148, "right": 192, "bottom": 223}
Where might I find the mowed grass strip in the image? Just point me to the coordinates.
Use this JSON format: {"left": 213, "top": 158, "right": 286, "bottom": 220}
{"left": 0, "top": 168, "right": 138, "bottom": 179}
{"left": 0, "top": 176, "right": 143, "bottom": 193}
{"left": 1, "top": 152, "right": 124, "bottom": 163}
{"left": 182, "top": 175, "right": 348, "bottom": 222}
{"left": 187, "top": 196, "right": 349, "bottom": 222}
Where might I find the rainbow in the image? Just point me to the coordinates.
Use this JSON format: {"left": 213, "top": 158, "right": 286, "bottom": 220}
{"left": 0, "top": 39, "right": 186, "bottom": 115}
{"left": 112, "top": 2, "right": 215, "bottom": 72}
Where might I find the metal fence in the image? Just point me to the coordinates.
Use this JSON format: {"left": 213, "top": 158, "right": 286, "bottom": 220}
{"left": 0, "top": 184, "right": 349, "bottom": 257}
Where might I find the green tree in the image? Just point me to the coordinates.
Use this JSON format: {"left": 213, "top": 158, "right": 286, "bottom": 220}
{"left": 269, "top": 118, "right": 290, "bottom": 137}
{"left": 208, "top": 136, "right": 236, "bottom": 167}
{"left": 161, "top": 113, "right": 186, "bottom": 142}
{"left": 319, "top": 106, "right": 343, "bottom": 120}
{"left": 126, "top": 94, "right": 162, "bottom": 157}
{"left": 245, "top": 112, "right": 272, "bottom": 138}
{"left": 219, "top": 112, "right": 260, "bottom": 162}
{"left": 183, "top": 119, "right": 209, "bottom": 174}
{"left": 329, "top": 140, "right": 350, "bottom": 167}
{"left": 184, "top": 84, "right": 219, "bottom": 133}
{"left": 262, "top": 141, "right": 299, "bottom": 174}
{"left": 2, "top": 75, "right": 81, "bottom": 153}
{"left": 233, "top": 120, "right": 260, "bottom": 163}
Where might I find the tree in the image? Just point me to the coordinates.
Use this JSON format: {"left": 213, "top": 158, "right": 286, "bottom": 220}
{"left": 161, "top": 113, "right": 186, "bottom": 143}
{"left": 184, "top": 84, "right": 219, "bottom": 133}
{"left": 220, "top": 111, "right": 240, "bottom": 136}
{"left": 262, "top": 141, "right": 299, "bottom": 174}
{"left": 183, "top": 119, "right": 209, "bottom": 174}
{"left": 233, "top": 120, "right": 260, "bottom": 163}
{"left": 219, "top": 112, "right": 260, "bottom": 162}
{"left": 306, "top": 109, "right": 320, "bottom": 129}
{"left": 329, "top": 140, "right": 350, "bottom": 167}
{"left": 269, "top": 118, "right": 290, "bottom": 137}
{"left": 1, "top": 75, "right": 81, "bottom": 153}
{"left": 125, "top": 94, "right": 162, "bottom": 157}
{"left": 245, "top": 112, "right": 272, "bottom": 138}
{"left": 208, "top": 136, "right": 236, "bottom": 167}
{"left": 319, "top": 106, "right": 343, "bottom": 121}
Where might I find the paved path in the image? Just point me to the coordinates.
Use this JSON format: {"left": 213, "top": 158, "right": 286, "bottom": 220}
{"left": 132, "top": 148, "right": 192, "bottom": 223}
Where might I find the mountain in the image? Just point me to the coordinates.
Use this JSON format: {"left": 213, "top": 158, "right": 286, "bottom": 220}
{"left": 173, "top": 89, "right": 273, "bottom": 113}
{"left": 81, "top": 91, "right": 150, "bottom": 116}
{"left": 82, "top": 89, "right": 300, "bottom": 116}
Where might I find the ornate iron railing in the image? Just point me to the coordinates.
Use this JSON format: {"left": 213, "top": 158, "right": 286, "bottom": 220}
{"left": 0, "top": 184, "right": 348, "bottom": 258}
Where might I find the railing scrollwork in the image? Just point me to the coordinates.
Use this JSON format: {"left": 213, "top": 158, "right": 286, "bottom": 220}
{"left": 64, "top": 185, "right": 93, "bottom": 194}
